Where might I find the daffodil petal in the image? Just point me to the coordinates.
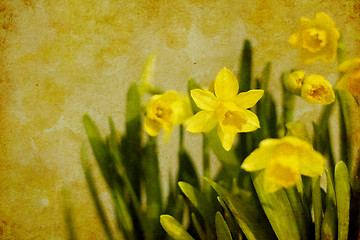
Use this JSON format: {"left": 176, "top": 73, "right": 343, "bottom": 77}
{"left": 240, "top": 110, "right": 260, "bottom": 132}
{"left": 234, "top": 89, "right": 264, "bottom": 109}
{"left": 263, "top": 178, "right": 283, "bottom": 193}
{"left": 217, "top": 125, "right": 236, "bottom": 151}
{"left": 214, "top": 68, "right": 239, "bottom": 100}
{"left": 299, "top": 147, "right": 325, "bottom": 177}
{"left": 161, "top": 90, "right": 180, "bottom": 104}
{"left": 289, "top": 31, "right": 301, "bottom": 48}
{"left": 144, "top": 117, "right": 161, "bottom": 136}
{"left": 241, "top": 147, "right": 272, "bottom": 172}
{"left": 315, "top": 12, "right": 336, "bottom": 28}
{"left": 264, "top": 156, "right": 300, "bottom": 190}
{"left": 339, "top": 58, "right": 360, "bottom": 73}
{"left": 191, "top": 89, "right": 218, "bottom": 111}
{"left": 186, "top": 111, "right": 217, "bottom": 133}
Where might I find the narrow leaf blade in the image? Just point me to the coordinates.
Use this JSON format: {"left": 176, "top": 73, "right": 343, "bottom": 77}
{"left": 335, "top": 161, "right": 350, "bottom": 240}
{"left": 160, "top": 215, "right": 195, "bottom": 240}
{"left": 215, "top": 212, "right": 233, "bottom": 240}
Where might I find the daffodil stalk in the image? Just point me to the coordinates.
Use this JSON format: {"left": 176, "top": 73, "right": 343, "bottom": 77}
{"left": 281, "top": 71, "right": 296, "bottom": 127}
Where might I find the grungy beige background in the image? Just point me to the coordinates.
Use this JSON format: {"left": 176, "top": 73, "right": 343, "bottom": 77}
{"left": 0, "top": 0, "right": 359, "bottom": 239}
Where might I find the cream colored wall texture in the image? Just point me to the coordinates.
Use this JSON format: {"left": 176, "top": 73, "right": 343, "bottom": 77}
{"left": 0, "top": 0, "right": 359, "bottom": 239}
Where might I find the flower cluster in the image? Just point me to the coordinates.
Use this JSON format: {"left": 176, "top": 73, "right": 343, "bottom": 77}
{"left": 285, "top": 70, "right": 335, "bottom": 105}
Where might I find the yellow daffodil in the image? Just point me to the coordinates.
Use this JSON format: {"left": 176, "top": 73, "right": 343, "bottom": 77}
{"left": 241, "top": 136, "right": 325, "bottom": 193}
{"left": 285, "top": 70, "right": 306, "bottom": 95}
{"left": 336, "top": 58, "right": 360, "bottom": 102}
{"left": 144, "top": 91, "right": 192, "bottom": 136}
{"left": 301, "top": 74, "right": 335, "bottom": 104}
{"left": 186, "top": 68, "right": 264, "bottom": 151}
{"left": 289, "top": 12, "right": 340, "bottom": 64}
{"left": 285, "top": 121, "right": 311, "bottom": 142}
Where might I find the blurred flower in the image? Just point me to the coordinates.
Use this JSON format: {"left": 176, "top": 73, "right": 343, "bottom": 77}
{"left": 144, "top": 91, "right": 192, "bottom": 136}
{"left": 285, "top": 70, "right": 306, "bottom": 95}
{"left": 301, "top": 74, "right": 335, "bottom": 104}
{"left": 337, "top": 58, "right": 360, "bottom": 103}
{"left": 285, "top": 121, "right": 311, "bottom": 142}
{"left": 241, "top": 136, "right": 325, "bottom": 193}
{"left": 186, "top": 68, "right": 263, "bottom": 151}
{"left": 289, "top": 12, "right": 340, "bottom": 64}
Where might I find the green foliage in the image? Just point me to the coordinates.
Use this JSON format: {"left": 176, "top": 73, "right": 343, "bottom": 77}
{"left": 64, "top": 40, "right": 360, "bottom": 240}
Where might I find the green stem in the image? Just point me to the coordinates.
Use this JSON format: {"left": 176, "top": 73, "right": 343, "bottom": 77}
{"left": 285, "top": 187, "right": 311, "bottom": 240}
{"left": 281, "top": 72, "right": 295, "bottom": 129}
{"left": 179, "top": 125, "right": 184, "bottom": 150}
{"left": 202, "top": 134, "right": 210, "bottom": 192}
{"left": 312, "top": 177, "right": 322, "bottom": 240}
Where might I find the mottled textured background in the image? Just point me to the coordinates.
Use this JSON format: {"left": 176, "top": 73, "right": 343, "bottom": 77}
{"left": 0, "top": 0, "right": 359, "bottom": 239}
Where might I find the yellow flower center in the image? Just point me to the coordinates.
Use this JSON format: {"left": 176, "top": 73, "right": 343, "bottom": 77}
{"left": 152, "top": 101, "right": 173, "bottom": 124}
{"left": 302, "top": 28, "right": 327, "bottom": 53}
{"left": 216, "top": 101, "right": 247, "bottom": 133}
{"left": 265, "top": 143, "right": 300, "bottom": 187}
{"left": 309, "top": 84, "right": 328, "bottom": 101}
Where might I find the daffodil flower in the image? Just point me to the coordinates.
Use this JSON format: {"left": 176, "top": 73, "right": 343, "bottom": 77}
{"left": 285, "top": 70, "right": 305, "bottom": 95}
{"left": 144, "top": 91, "right": 192, "bottom": 136}
{"left": 241, "top": 136, "right": 325, "bottom": 193}
{"left": 301, "top": 74, "right": 335, "bottom": 104}
{"left": 289, "top": 12, "right": 340, "bottom": 64}
{"left": 186, "top": 68, "right": 264, "bottom": 151}
{"left": 336, "top": 57, "right": 360, "bottom": 103}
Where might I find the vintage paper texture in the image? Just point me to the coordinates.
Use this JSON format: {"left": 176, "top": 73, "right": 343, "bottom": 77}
{"left": 0, "top": 0, "right": 359, "bottom": 239}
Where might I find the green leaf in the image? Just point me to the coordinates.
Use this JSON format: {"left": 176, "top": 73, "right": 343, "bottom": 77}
{"left": 337, "top": 33, "right": 346, "bottom": 65}
{"left": 83, "top": 114, "right": 115, "bottom": 187}
{"left": 177, "top": 148, "right": 200, "bottom": 190}
{"left": 281, "top": 71, "right": 295, "bottom": 125}
{"left": 337, "top": 90, "right": 353, "bottom": 167}
{"left": 160, "top": 215, "right": 195, "bottom": 240}
{"left": 321, "top": 170, "right": 337, "bottom": 240}
{"left": 112, "top": 189, "right": 135, "bottom": 239}
{"left": 321, "top": 204, "right": 337, "bottom": 240}
{"left": 251, "top": 172, "right": 300, "bottom": 240}
{"left": 259, "top": 61, "right": 271, "bottom": 90}
{"left": 335, "top": 161, "right": 350, "bottom": 240}
{"left": 238, "top": 39, "right": 252, "bottom": 92}
{"left": 178, "top": 181, "right": 216, "bottom": 229}
{"left": 215, "top": 212, "right": 233, "bottom": 240}
{"left": 107, "top": 118, "right": 146, "bottom": 238}
{"left": 61, "top": 187, "right": 77, "bottom": 240}
{"left": 191, "top": 213, "right": 207, "bottom": 240}
{"left": 251, "top": 171, "right": 300, "bottom": 240}
{"left": 188, "top": 78, "right": 201, "bottom": 114}
{"left": 124, "top": 82, "right": 142, "bottom": 196}
{"left": 81, "top": 146, "right": 114, "bottom": 240}
{"left": 139, "top": 52, "right": 160, "bottom": 95}
{"left": 316, "top": 103, "right": 335, "bottom": 179}
{"left": 312, "top": 177, "right": 322, "bottom": 240}
{"left": 285, "top": 187, "right": 311, "bottom": 240}
{"left": 217, "top": 196, "right": 241, "bottom": 240}
{"left": 143, "top": 137, "right": 162, "bottom": 239}
{"left": 204, "top": 177, "right": 276, "bottom": 240}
